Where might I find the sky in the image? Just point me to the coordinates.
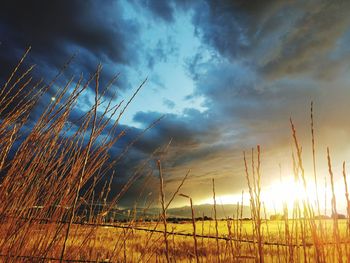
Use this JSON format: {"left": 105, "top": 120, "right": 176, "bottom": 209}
{"left": 1, "top": 0, "right": 350, "bottom": 211}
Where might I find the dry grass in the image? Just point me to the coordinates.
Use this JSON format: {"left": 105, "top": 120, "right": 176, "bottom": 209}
{"left": 1, "top": 51, "right": 350, "bottom": 262}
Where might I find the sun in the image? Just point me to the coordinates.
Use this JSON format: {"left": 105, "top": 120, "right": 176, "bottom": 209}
{"left": 262, "top": 177, "right": 317, "bottom": 211}
{"left": 198, "top": 178, "right": 316, "bottom": 210}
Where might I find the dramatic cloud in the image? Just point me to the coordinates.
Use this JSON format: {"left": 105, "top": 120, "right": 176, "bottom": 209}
{"left": 192, "top": 0, "right": 350, "bottom": 79}
{"left": 0, "top": 0, "right": 140, "bottom": 88}
{"left": 2, "top": 0, "right": 350, "bottom": 207}
{"left": 139, "top": 0, "right": 350, "bottom": 205}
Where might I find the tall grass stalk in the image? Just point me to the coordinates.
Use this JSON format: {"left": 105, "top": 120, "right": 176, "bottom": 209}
{"left": 179, "top": 194, "right": 199, "bottom": 263}
{"left": 212, "top": 178, "right": 220, "bottom": 262}
{"left": 157, "top": 160, "right": 170, "bottom": 263}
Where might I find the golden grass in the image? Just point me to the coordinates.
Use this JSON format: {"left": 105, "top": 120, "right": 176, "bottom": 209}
{"left": 1, "top": 50, "right": 350, "bottom": 262}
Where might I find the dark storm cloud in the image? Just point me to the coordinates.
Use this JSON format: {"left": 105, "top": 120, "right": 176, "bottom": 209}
{"left": 133, "top": 111, "right": 205, "bottom": 152}
{"left": 0, "top": 0, "right": 141, "bottom": 159}
{"left": 191, "top": 0, "right": 350, "bottom": 79}
{"left": 191, "top": 0, "right": 285, "bottom": 60}
{"left": 262, "top": 2, "right": 350, "bottom": 79}
{"left": 0, "top": 0, "right": 139, "bottom": 86}
{"left": 129, "top": 109, "right": 246, "bottom": 190}
{"left": 183, "top": 0, "right": 350, "bottom": 133}
{"left": 182, "top": 0, "right": 350, "bottom": 144}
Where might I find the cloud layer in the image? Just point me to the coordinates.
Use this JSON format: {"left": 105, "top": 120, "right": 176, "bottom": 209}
{"left": 1, "top": 0, "right": 350, "bottom": 207}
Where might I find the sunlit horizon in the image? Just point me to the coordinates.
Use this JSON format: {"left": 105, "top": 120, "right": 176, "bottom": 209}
{"left": 196, "top": 175, "right": 349, "bottom": 217}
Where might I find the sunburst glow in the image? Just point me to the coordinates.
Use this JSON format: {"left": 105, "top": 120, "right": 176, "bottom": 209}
{"left": 262, "top": 177, "right": 315, "bottom": 210}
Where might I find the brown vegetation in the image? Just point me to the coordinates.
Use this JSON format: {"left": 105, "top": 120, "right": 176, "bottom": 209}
{"left": 1, "top": 51, "right": 350, "bottom": 262}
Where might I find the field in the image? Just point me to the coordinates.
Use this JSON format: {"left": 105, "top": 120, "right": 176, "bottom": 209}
{"left": 1, "top": 50, "right": 350, "bottom": 262}
{"left": 1, "top": 218, "right": 350, "bottom": 262}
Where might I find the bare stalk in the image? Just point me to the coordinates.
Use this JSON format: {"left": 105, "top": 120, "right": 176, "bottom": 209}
{"left": 157, "top": 160, "right": 170, "bottom": 263}
{"left": 60, "top": 66, "right": 101, "bottom": 262}
{"left": 179, "top": 194, "right": 199, "bottom": 263}
{"left": 212, "top": 178, "right": 220, "bottom": 263}
{"left": 327, "top": 147, "right": 343, "bottom": 263}
{"left": 311, "top": 102, "right": 320, "bottom": 215}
